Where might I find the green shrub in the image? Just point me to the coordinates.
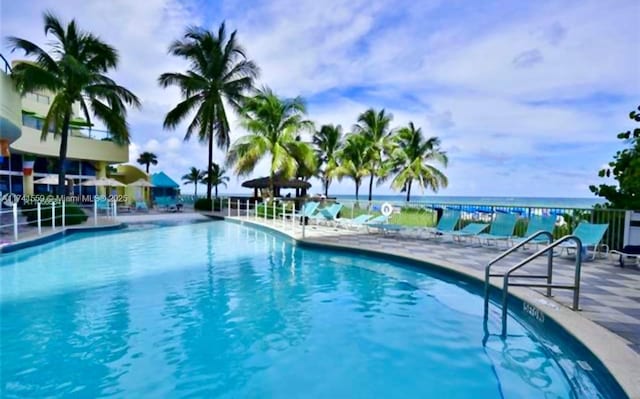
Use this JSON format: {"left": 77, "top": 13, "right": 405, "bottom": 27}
{"left": 21, "top": 202, "right": 88, "bottom": 227}
{"left": 194, "top": 198, "right": 221, "bottom": 212}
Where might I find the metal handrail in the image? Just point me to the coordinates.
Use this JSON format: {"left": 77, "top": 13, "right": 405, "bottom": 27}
{"left": 0, "top": 53, "right": 12, "bottom": 73}
{"left": 500, "top": 235, "right": 582, "bottom": 336}
{"left": 483, "top": 230, "right": 554, "bottom": 315}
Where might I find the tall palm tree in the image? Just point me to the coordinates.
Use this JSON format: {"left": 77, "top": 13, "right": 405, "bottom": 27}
{"left": 8, "top": 12, "right": 140, "bottom": 195}
{"left": 335, "top": 134, "right": 371, "bottom": 201}
{"left": 227, "top": 88, "right": 316, "bottom": 198}
{"left": 389, "top": 122, "right": 448, "bottom": 201}
{"left": 136, "top": 151, "right": 158, "bottom": 173}
{"left": 201, "top": 162, "right": 229, "bottom": 198}
{"left": 182, "top": 167, "right": 206, "bottom": 196}
{"left": 353, "top": 108, "right": 393, "bottom": 201}
{"left": 159, "top": 22, "right": 258, "bottom": 201}
{"left": 313, "top": 124, "right": 343, "bottom": 196}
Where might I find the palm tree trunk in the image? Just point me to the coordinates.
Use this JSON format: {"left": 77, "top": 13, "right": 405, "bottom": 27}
{"left": 206, "top": 132, "right": 213, "bottom": 201}
{"left": 324, "top": 176, "right": 329, "bottom": 197}
{"left": 146, "top": 163, "right": 149, "bottom": 174}
{"left": 215, "top": 185, "right": 218, "bottom": 198}
{"left": 56, "top": 111, "right": 71, "bottom": 196}
{"left": 355, "top": 178, "right": 360, "bottom": 201}
{"left": 406, "top": 179, "right": 412, "bottom": 202}
{"left": 194, "top": 183, "right": 197, "bottom": 197}
{"left": 368, "top": 174, "right": 374, "bottom": 202}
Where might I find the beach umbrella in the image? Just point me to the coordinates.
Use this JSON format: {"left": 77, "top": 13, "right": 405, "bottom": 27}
{"left": 127, "top": 178, "right": 154, "bottom": 187}
{"left": 34, "top": 175, "right": 60, "bottom": 185}
{"left": 80, "top": 177, "right": 126, "bottom": 187}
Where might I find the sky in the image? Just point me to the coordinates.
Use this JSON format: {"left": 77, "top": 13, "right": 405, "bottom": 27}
{"left": 2, "top": 0, "right": 639, "bottom": 198}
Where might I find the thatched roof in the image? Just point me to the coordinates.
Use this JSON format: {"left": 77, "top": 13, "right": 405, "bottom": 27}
{"left": 241, "top": 175, "right": 311, "bottom": 189}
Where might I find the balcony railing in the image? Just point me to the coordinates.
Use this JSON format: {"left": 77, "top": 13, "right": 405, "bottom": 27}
{"left": 22, "top": 114, "right": 114, "bottom": 141}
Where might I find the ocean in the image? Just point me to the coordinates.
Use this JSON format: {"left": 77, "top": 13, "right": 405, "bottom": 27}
{"left": 331, "top": 195, "right": 604, "bottom": 209}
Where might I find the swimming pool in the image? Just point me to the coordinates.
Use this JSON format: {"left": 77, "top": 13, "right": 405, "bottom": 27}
{"left": 0, "top": 221, "right": 626, "bottom": 398}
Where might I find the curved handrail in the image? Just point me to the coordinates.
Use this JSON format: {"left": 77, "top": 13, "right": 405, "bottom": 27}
{"left": 484, "top": 230, "right": 554, "bottom": 314}
{"left": 501, "top": 234, "right": 582, "bottom": 336}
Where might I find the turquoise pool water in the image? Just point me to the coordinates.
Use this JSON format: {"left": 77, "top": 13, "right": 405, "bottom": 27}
{"left": 0, "top": 221, "right": 623, "bottom": 398}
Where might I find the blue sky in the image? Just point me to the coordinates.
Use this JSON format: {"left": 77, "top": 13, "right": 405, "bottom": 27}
{"left": 2, "top": 0, "right": 639, "bottom": 198}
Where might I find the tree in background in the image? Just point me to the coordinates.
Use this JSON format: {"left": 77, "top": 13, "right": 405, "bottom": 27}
{"left": 335, "top": 133, "right": 372, "bottom": 201}
{"left": 182, "top": 167, "right": 206, "bottom": 196}
{"left": 202, "top": 162, "right": 229, "bottom": 198}
{"left": 353, "top": 108, "right": 393, "bottom": 201}
{"left": 590, "top": 105, "right": 640, "bottom": 209}
{"left": 8, "top": 12, "right": 140, "bottom": 195}
{"left": 313, "top": 124, "right": 343, "bottom": 196}
{"left": 387, "top": 122, "right": 448, "bottom": 202}
{"left": 227, "top": 88, "right": 315, "bottom": 198}
{"left": 160, "top": 22, "right": 258, "bottom": 201}
{"left": 137, "top": 151, "right": 158, "bottom": 173}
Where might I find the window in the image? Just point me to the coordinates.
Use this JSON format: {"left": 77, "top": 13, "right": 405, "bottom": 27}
{"left": 22, "top": 115, "right": 56, "bottom": 133}
{"left": 25, "top": 92, "right": 50, "bottom": 104}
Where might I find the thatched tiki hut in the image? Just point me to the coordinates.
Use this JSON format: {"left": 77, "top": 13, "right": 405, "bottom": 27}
{"left": 241, "top": 175, "right": 311, "bottom": 199}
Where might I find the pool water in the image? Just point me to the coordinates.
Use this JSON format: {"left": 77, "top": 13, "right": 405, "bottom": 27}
{"left": 0, "top": 221, "right": 622, "bottom": 398}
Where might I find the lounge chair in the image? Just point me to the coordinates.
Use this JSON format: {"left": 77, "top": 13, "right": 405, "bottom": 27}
{"left": 155, "top": 196, "right": 179, "bottom": 212}
{"left": 511, "top": 215, "right": 556, "bottom": 248}
{"left": 475, "top": 212, "right": 519, "bottom": 248}
{"left": 135, "top": 201, "right": 149, "bottom": 212}
{"left": 336, "top": 214, "right": 373, "bottom": 229}
{"left": 556, "top": 221, "right": 609, "bottom": 260}
{"left": 443, "top": 223, "right": 490, "bottom": 243}
{"left": 310, "top": 203, "right": 343, "bottom": 225}
{"left": 609, "top": 245, "right": 640, "bottom": 267}
{"left": 292, "top": 201, "right": 320, "bottom": 222}
{"left": 420, "top": 210, "right": 461, "bottom": 238}
{"left": 96, "top": 198, "right": 110, "bottom": 213}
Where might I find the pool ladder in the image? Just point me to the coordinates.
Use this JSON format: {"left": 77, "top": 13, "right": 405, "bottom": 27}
{"left": 483, "top": 231, "right": 583, "bottom": 337}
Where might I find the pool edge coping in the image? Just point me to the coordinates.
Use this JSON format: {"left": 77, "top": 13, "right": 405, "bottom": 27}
{"left": 226, "top": 217, "right": 640, "bottom": 399}
{"left": 0, "top": 223, "right": 126, "bottom": 253}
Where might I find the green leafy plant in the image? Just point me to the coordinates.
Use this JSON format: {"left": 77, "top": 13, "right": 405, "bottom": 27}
{"left": 21, "top": 202, "right": 88, "bottom": 226}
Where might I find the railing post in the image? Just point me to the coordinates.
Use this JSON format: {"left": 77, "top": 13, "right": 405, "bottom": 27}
{"left": 12, "top": 203, "right": 18, "bottom": 241}
{"left": 573, "top": 239, "right": 582, "bottom": 311}
{"left": 546, "top": 243, "right": 553, "bottom": 297}
{"left": 302, "top": 199, "right": 306, "bottom": 238}
{"left": 37, "top": 202, "right": 42, "bottom": 235}
{"left": 51, "top": 202, "right": 56, "bottom": 230}
{"left": 246, "top": 200, "right": 249, "bottom": 219}
{"left": 272, "top": 201, "right": 276, "bottom": 221}
{"left": 227, "top": 197, "right": 231, "bottom": 217}
{"left": 237, "top": 199, "right": 240, "bottom": 217}
{"left": 254, "top": 200, "right": 258, "bottom": 220}
{"left": 282, "top": 203, "right": 286, "bottom": 227}
{"left": 94, "top": 200, "right": 98, "bottom": 226}
{"left": 291, "top": 202, "right": 295, "bottom": 230}
{"left": 62, "top": 201, "right": 66, "bottom": 229}
{"left": 113, "top": 199, "right": 117, "bottom": 218}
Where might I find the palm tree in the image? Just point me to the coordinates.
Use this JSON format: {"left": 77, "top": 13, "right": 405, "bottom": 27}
{"left": 335, "top": 134, "right": 371, "bottom": 201}
{"left": 8, "top": 12, "right": 140, "bottom": 195}
{"left": 201, "top": 162, "right": 229, "bottom": 198}
{"left": 389, "top": 122, "right": 448, "bottom": 201}
{"left": 182, "top": 167, "right": 206, "bottom": 196}
{"left": 159, "top": 22, "right": 258, "bottom": 201}
{"left": 353, "top": 108, "right": 393, "bottom": 201}
{"left": 227, "top": 88, "right": 315, "bottom": 198}
{"left": 137, "top": 151, "right": 158, "bottom": 173}
{"left": 313, "top": 124, "right": 343, "bottom": 196}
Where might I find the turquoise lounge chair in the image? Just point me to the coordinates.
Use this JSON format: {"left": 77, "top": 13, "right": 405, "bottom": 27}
{"left": 422, "top": 210, "right": 461, "bottom": 238}
{"left": 336, "top": 214, "right": 373, "bottom": 229}
{"left": 444, "top": 223, "right": 490, "bottom": 243}
{"left": 557, "top": 222, "right": 609, "bottom": 260}
{"left": 135, "top": 201, "right": 149, "bottom": 212}
{"left": 96, "top": 198, "right": 110, "bottom": 213}
{"left": 476, "top": 213, "right": 519, "bottom": 247}
{"left": 511, "top": 215, "right": 556, "bottom": 248}
{"left": 310, "top": 203, "right": 343, "bottom": 225}
{"left": 365, "top": 215, "right": 404, "bottom": 235}
{"left": 293, "top": 201, "right": 320, "bottom": 221}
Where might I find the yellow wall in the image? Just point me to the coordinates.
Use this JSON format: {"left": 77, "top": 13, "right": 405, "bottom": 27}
{"left": 11, "top": 126, "right": 129, "bottom": 163}
{"left": 114, "top": 164, "right": 150, "bottom": 205}
{"left": 0, "top": 71, "right": 22, "bottom": 142}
